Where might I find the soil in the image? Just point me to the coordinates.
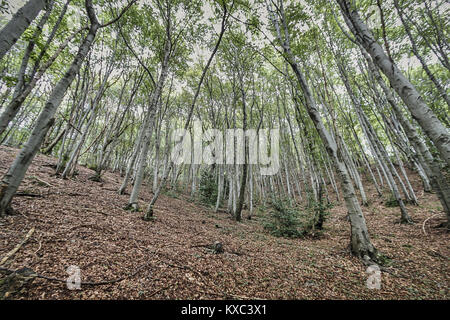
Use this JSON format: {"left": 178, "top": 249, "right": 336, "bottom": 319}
{"left": 0, "top": 146, "right": 448, "bottom": 299}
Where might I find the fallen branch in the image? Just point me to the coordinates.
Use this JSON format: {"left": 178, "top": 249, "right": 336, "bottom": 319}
{"left": 422, "top": 213, "right": 442, "bottom": 236}
{"left": 15, "top": 192, "right": 43, "bottom": 198}
{"left": 30, "top": 176, "right": 54, "bottom": 188}
{"left": 0, "top": 261, "right": 151, "bottom": 287}
{"left": 0, "top": 227, "right": 35, "bottom": 266}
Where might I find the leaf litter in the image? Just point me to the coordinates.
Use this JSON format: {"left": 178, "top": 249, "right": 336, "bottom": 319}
{"left": 0, "top": 146, "right": 448, "bottom": 299}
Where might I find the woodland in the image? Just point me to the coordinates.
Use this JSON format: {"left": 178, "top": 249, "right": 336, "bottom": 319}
{"left": 0, "top": 0, "right": 448, "bottom": 300}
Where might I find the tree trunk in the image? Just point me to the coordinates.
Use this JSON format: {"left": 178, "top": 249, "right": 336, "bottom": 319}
{"left": 338, "top": 0, "right": 450, "bottom": 168}
{"left": 269, "top": 2, "right": 377, "bottom": 260}
{"left": 394, "top": 0, "right": 450, "bottom": 107}
{"left": 360, "top": 45, "right": 450, "bottom": 228}
{"left": 0, "top": 7, "right": 100, "bottom": 216}
{"left": 0, "top": 0, "right": 47, "bottom": 60}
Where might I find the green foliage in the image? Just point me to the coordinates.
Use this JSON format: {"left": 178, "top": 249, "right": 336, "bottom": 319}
{"left": 162, "top": 187, "right": 179, "bottom": 199}
{"left": 198, "top": 168, "right": 218, "bottom": 206}
{"left": 0, "top": 1, "right": 9, "bottom": 16}
{"left": 263, "top": 198, "right": 304, "bottom": 238}
{"left": 385, "top": 194, "right": 399, "bottom": 207}
{"left": 1, "top": 75, "right": 18, "bottom": 88}
{"left": 309, "top": 195, "right": 332, "bottom": 231}
{"left": 376, "top": 253, "right": 393, "bottom": 267}
{"left": 263, "top": 194, "right": 331, "bottom": 239}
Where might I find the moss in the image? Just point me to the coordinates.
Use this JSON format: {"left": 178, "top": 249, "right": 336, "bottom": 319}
{"left": 143, "top": 216, "right": 156, "bottom": 222}
{"left": 376, "top": 253, "right": 393, "bottom": 267}
{"left": 385, "top": 195, "right": 400, "bottom": 207}
{"left": 162, "top": 188, "right": 179, "bottom": 199}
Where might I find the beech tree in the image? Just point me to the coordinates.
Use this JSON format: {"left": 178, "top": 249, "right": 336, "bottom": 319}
{"left": 336, "top": 0, "right": 450, "bottom": 168}
{"left": 0, "top": 0, "right": 448, "bottom": 258}
{"left": 0, "top": 0, "right": 48, "bottom": 60}
{"left": 0, "top": 0, "right": 136, "bottom": 215}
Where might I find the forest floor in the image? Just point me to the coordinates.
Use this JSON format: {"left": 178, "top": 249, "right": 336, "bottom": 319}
{"left": 0, "top": 145, "right": 448, "bottom": 299}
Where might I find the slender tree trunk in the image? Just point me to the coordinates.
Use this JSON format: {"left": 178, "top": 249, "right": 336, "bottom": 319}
{"left": 61, "top": 104, "right": 98, "bottom": 178}
{"left": 143, "top": 2, "right": 231, "bottom": 220}
{"left": 235, "top": 70, "right": 248, "bottom": 221}
{"left": 41, "top": 128, "right": 65, "bottom": 155}
{"left": 11, "top": 0, "right": 54, "bottom": 104}
{"left": 118, "top": 113, "right": 149, "bottom": 194}
{"left": 248, "top": 163, "right": 253, "bottom": 218}
{"left": 0, "top": 27, "right": 83, "bottom": 136}
{"left": 215, "top": 164, "right": 223, "bottom": 212}
{"left": 360, "top": 45, "right": 450, "bottom": 227}
{"left": 269, "top": 2, "right": 377, "bottom": 260}
{"left": 127, "top": 37, "right": 170, "bottom": 210}
{"left": 0, "top": 2, "right": 100, "bottom": 216}
{"left": 0, "top": 0, "right": 47, "bottom": 60}
{"left": 361, "top": 108, "right": 413, "bottom": 223}
{"left": 394, "top": 0, "right": 450, "bottom": 107}
{"left": 338, "top": 0, "right": 450, "bottom": 167}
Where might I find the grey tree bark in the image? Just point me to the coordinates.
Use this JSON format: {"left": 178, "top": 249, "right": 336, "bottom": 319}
{"left": 143, "top": 2, "right": 232, "bottom": 220}
{"left": 359, "top": 46, "right": 450, "bottom": 228}
{"left": 0, "top": 0, "right": 100, "bottom": 216}
{"left": 0, "top": 0, "right": 47, "bottom": 60}
{"left": 127, "top": 61, "right": 169, "bottom": 210}
{"left": 269, "top": 1, "right": 377, "bottom": 260}
{"left": 337, "top": 0, "right": 450, "bottom": 168}
{"left": 0, "top": 0, "right": 136, "bottom": 216}
{"left": 393, "top": 0, "right": 450, "bottom": 107}
{"left": 0, "top": 26, "right": 84, "bottom": 136}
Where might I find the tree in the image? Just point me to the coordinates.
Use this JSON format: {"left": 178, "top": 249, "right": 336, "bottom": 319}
{"left": 0, "top": 0, "right": 136, "bottom": 216}
{"left": 267, "top": 0, "right": 377, "bottom": 260}
{"left": 0, "top": 0, "right": 48, "bottom": 60}
{"left": 337, "top": 0, "right": 450, "bottom": 168}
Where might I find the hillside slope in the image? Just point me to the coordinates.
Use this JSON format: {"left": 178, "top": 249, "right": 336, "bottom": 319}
{"left": 0, "top": 146, "right": 448, "bottom": 299}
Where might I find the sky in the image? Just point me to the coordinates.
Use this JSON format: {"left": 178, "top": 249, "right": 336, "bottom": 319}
{"left": 0, "top": 0, "right": 439, "bottom": 84}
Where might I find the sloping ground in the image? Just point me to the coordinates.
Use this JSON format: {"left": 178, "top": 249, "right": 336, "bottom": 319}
{"left": 0, "top": 145, "right": 448, "bottom": 299}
